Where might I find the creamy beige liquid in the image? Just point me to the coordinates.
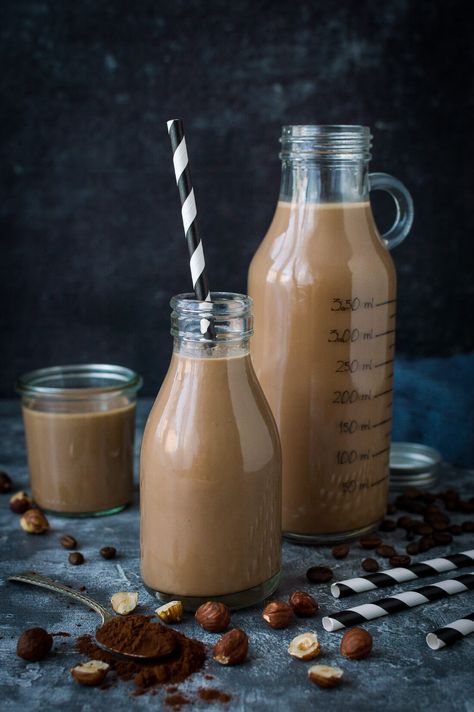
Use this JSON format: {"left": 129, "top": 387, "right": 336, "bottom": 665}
{"left": 23, "top": 400, "right": 135, "bottom": 514}
{"left": 140, "top": 352, "right": 281, "bottom": 597}
{"left": 248, "top": 201, "right": 395, "bottom": 537}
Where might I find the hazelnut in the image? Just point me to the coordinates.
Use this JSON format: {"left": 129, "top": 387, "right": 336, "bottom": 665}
{"left": 340, "top": 627, "right": 373, "bottom": 659}
{"left": 156, "top": 600, "right": 184, "bottom": 624}
{"left": 0, "top": 470, "right": 13, "bottom": 493}
{"left": 288, "top": 591, "right": 318, "bottom": 617}
{"left": 10, "top": 491, "right": 34, "bottom": 514}
{"left": 68, "top": 552, "right": 85, "bottom": 565}
{"left": 100, "top": 546, "right": 117, "bottom": 560}
{"left": 17, "top": 627, "right": 53, "bottom": 661}
{"left": 288, "top": 632, "right": 321, "bottom": 660}
{"left": 308, "top": 664, "right": 344, "bottom": 688}
{"left": 59, "top": 534, "right": 77, "bottom": 550}
{"left": 71, "top": 660, "right": 110, "bottom": 686}
{"left": 262, "top": 601, "right": 293, "bottom": 629}
{"left": 213, "top": 628, "right": 248, "bottom": 665}
{"left": 20, "top": 508, "right": 49, "bottom": 534}
{"left": 111, "top": 591, "right": 138, "bottom": 615}
{"left": 195, "top": 601, "right": 231, "bottom": 632}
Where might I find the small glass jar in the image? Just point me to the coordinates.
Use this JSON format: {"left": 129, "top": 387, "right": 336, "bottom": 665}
{"left": 140, "top": 293, "right": 282, "bottom": 609}
{"left": 17, "top": 364, "right": 142, "bottom": 516}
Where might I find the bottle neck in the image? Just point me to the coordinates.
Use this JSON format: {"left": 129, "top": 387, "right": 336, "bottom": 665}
{"left": 279, "top": 159, "right": 370, "bottom": 204}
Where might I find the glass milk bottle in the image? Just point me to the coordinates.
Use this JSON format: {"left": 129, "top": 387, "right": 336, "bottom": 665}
{"left": 140, "top": 292, "right": 281, "bottom": 608}
{"left": 248, "top": 125, "right": 413, "bottom": 543}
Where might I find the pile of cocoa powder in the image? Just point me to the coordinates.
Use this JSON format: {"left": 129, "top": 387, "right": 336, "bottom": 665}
{"left": 76, "top": 614, "right": 206, "bottom": 693}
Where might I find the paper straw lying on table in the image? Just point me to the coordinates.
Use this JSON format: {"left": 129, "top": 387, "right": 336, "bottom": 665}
{"left": 426, "top": 612, "right": 474, "bottom": 649}
{"left": 331, "top": 550, "right": 474, "bottom": 599}
{"left": 322, "top": 572, "right": 474, "bottom": 631}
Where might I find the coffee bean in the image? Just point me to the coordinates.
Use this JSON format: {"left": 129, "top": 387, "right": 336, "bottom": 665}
{"left": 403, "top": 488, "right": 422, "bottom": 500}
{"left": 306, "top": 566, "right": 333, "bottom": 583}
{"left": 430, "top": 517, "right": 450, "bottom": 531}
{"left": 397, "top": 516, "right": 413, "bottom": 530}
{"left": 0, "top": 471, "right": 13, "bottom": 493}
{"left": 362, "top": 558, "right": 379, "bottom": 573}
{"left": 389, "top": 555, "right": 411, "bottom": 567}
{"left": 379, "top": 518, "right": 396, "bottom": 532}
{"left": 406, "top": 542, "right": 420, "bottom": 555}
{"left": 376, "top": 544, "right": 396, "bottom": 558}
{"left": 424, "top": 505, "right": 441, "bottom": 517}
{"left": 462, "top": 521, "right": 474, "bottom": 533}
{"left": 68, "top": 552, "right": 84, "bottom": 566}
{"left": 449, "top": 524, "right": 462, "bottom": 535}
{"left": 59, "top": 534, "right": 77, "bottom": 550}
{"left": 433, "top": 531, "right": 453, "bottom": 545}
{"left": 413, "top": 523, "right": 434, "bottom": 536}
{"left": 387, "top": 503, "right": 397, "bottom": 515}
{"left": 359, "top": 535, "right": 382, "bottom": 550}
{"left": 419, "top": 536, "right": 435, "bottom": 552}
{"left": 331, "top": 544, "right": 349, "bottom": 560}
{"left": 405, "top": 530, "right": 416, "bottom": 541}
{"left": 460, "top": 501, "right": 474, "bottom": 514}
{"left": 100, "top": 546, "right": 117, "bottom": 560}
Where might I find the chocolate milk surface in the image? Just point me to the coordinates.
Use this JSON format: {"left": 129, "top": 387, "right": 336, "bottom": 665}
{"left": 23, "top": 400, "right": 135, "bottom": 514}
{"left": 140, "top": 352, "right": 281, "bottom": 597}
{"left": 249, "top": 201, "right": 395, "bottom": 537}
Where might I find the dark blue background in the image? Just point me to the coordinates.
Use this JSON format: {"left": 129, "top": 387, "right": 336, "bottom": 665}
{"left": 1, "top": 0, "right": 473, "bottom": 406}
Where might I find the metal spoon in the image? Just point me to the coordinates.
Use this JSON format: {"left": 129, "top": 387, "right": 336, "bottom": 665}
{"left": 9, "top": 571, "right": 169, "bottom": 661}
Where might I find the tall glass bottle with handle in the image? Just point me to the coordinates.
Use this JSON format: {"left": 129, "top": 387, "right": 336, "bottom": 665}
{"left": 248, "top": 125, "right": 413, "bottom": 543}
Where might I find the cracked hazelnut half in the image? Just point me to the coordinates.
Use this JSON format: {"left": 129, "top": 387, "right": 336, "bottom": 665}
{"left": 71, "top": 660, "right": 109, "bottom": 686}
{"left": 195, "top": 601, "right": 230, "bottom": 632}
{"left": 111, "top": 591, "right": 138, "bottom": 615}
{"left": 213, "top": 628, "right": 248, "bottom": 665}
{"left": 20, "top": 508, "right": 49, "bottom": 534}
{"left": 308, "top": 664, "right": 344, "bottom": 688}
{"left": 156, "top": 600, "right": 184, "bottom": 624}
{"left": 10, "top": 491, "right": 34, "bottom": 514}
{"left": 288, "top": 632, "right": 321, "bottom": 660}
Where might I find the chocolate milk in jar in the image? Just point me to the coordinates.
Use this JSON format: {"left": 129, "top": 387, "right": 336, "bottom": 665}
{"left": 248, "top": 126, "right": 413, "bottom": 543}
{"left": 140, "top": 293, "right": 281, "bottom": 609}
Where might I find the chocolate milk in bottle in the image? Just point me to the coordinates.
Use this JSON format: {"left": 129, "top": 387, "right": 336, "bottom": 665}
{"left": 140, "top": 293, "right": 281, "bottom": 608}
{"left": 248, "top": 126, "right": 413, "bottom": 543}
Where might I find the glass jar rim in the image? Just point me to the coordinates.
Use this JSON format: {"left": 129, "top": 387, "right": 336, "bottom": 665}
{"left": 280, "top": 125, "right": 372, "bottom": 161}
{"left": 16, "top": 364, "right": 143, "bottom": 398}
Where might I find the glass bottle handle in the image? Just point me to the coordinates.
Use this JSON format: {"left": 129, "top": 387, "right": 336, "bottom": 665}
{"left": 369, "top": 172, "right": 414, "bottom": 250}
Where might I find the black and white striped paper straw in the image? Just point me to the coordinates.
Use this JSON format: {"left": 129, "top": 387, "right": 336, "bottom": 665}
{"left": 322, "top": 572, "right": 474, "bottom": 631}
{"left": 426, "top": 612, "right": 474, "bottom": 649}
{"left": 167, "top": 119, "right": 211, "bottom": 304}
{"left": 331, "top": 549, "right": 474, "bottom": 598}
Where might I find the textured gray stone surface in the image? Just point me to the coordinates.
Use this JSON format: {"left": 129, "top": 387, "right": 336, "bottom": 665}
{"left": 0, "top": 398, "right": 473, "bottom": 711}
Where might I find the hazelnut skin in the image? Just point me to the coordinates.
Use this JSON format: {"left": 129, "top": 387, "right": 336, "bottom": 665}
{"left": 288, "top": 591, "right": 318, "bottom": 617}
{"left": 9, "top": 491, "right": 34, "bottom": 514}
{"left": 340, "top": 627, "right": 373, "bottom": 659}
{"left": 262, "top": 601, "right": 294, "bottom": 629}
{"left": 195, "top": 601, "right": 231, "bottom": 632}
{"left": 17, "top": 627, "right": 53, "bottom": 661}
{"left": 213, "top": 628, "right": 248, "bottom": 665}
{"left": 20, "top": 508, "right": 49, "bottom": 534}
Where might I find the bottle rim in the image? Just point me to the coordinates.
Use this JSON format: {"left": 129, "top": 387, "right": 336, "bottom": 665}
{"left": 16, "top": 364, "right": 143, "bottom": 398}
{"left": 280, "top": 125, "right": 373, "bottom": 161}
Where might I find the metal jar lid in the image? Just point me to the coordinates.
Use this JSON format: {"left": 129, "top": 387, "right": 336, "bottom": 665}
{"left": 389, "top": 442, "right": 441, "bottom": 491}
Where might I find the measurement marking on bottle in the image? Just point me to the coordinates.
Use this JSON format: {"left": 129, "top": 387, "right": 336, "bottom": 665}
{"left": 389, "top": 312, "right": 397, "bottom": 319}
{"left": 388, "top": 343, "right": 395, "bottom": 349}
{"left": 375, "top": 299, "right": 396, "bottom": 307}
{"left": 335, "top": 359, "right": 373, "bottom": 373}
{"left": 372, "top": 446, "right": 390, "bottom": 458}
{"left": 375, "top": 329, "right": 396, "bottom": 338}
{"left": 384, "top": 430, "right": 392, "bottom": 439}
{"left": 371, "top": 417, "right": 391, "bottom": 428}
{"left": 385, "top": 400, "right": 393, "bottom": 409}
{"left": 363, "top": 330, "right": 374, "bottom": 340}
{"left": 374, "top": 358, "right": 394, "bottom": 368}
{"left": 370, "top": 474, "right": 389, "bottom": 487}
{"left": 338, "top": 420, "right": 371, "bottom": 433}
{"left": 374, "top": 388, "right": 392, "bottom": 399}
{"left": 386, "top": 371, "right": 393, "bottom": 379}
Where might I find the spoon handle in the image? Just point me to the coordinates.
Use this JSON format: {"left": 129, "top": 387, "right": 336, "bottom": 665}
{"left": 9, "top": 571, "right": 114, "bottom": 625}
